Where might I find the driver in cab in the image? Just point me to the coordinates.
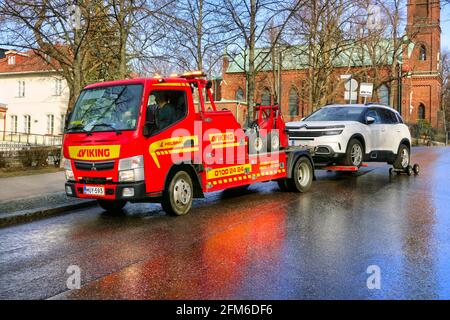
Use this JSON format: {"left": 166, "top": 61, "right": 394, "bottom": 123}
{"left": 155, "top": 92, "right": 177, "bottom": 129}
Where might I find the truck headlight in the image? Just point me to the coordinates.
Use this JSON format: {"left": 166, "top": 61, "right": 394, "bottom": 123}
{"left": 118, "top": 155, "right": 144, "bottom": 182}
{"left": 63, "top": 158, "right": 75, "bottom": 181}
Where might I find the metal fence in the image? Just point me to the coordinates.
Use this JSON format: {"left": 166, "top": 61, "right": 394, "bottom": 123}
{"left": 0, "top": 131, "right": 62, "bottom": 168}
{"left": 0, "top": 131, "right": 63, "bottom": 149}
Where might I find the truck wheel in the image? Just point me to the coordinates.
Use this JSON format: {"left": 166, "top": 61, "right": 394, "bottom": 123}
{"left": 267, "top": 132, "right": 280, "bottom": 152}
{"left": 286, "top": 157, "right": 313, "bottom": 193}
{"left": 162, "top": 171, "right": 193, "bottom": 216}
{"left": 344, "top": 139, "right": 363, "bottom": 167}
{"left": 97, "top": 200, "right": 127, "bottom": 212}
{"left": 393, "top": 144, "right": 410, "bottom": 170}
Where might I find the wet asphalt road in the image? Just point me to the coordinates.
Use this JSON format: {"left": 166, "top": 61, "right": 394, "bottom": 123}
{"left": 0, "top": 147, "right": 449, "bottom": 300}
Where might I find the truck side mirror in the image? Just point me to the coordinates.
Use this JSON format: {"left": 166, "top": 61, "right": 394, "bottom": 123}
{"left": 143, "top": 105, "right": 158, "bottom": 137}
{"left": 64, "top": 111, "right": 73, "bottom": 131}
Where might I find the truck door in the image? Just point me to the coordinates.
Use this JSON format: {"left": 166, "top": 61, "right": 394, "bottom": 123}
{"left": 143, "top": 86, "right": 195, "bottom": 193}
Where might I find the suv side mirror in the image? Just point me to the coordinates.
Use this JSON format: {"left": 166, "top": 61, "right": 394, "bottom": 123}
{"left": 366, "top": 116, "right": 375, "bottom": 125}
{"left": 143, "top": 105, "right": 158, "bottom": 137}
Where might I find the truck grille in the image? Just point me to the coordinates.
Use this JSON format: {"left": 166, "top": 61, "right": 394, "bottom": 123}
{"left": 79, "top": 177, "right": 109, "bottom": 184}
{"left": 74, "top": 160, "right": 115, "bottom": 171}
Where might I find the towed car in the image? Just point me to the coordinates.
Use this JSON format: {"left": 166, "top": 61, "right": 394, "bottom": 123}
{"left": 286, "top": 104, "right": 412, "bottom": 169}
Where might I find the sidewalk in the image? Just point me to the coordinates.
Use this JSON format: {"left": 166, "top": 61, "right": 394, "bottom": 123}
{"left": 0, "top": 171, "right": 96, "bottom": 227}
{"left": 0, "top": 171, "right": 66, "bottom": 201}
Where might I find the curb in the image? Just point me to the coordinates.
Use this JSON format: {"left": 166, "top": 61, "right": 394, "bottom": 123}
{"left": 0, "top": 200, "right": 97, "bottom": 228}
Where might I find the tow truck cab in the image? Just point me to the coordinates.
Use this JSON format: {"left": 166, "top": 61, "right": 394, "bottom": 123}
{"left": 63, "top": 72, "right": 314, "bottom": 215}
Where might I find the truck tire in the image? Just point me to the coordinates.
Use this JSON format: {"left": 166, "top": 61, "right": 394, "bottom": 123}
{"left": 162, "top": 170, "right": 193, "bottom": 216}
{"left": 344, "top": 138, "right": 363, "bottom": 167}
{"left": 286, "top": 157, "right": 313, "bottom": 193}
{"left": 393, "top": 144, "right": 410, "bottom": 170}
{"left": 97, "top": 199, "right": 127, "bottom": 212}
{"left": 267, "top": 131, "right": 280, "bottom": 152}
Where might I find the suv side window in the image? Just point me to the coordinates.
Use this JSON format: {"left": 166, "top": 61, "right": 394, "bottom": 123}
{"left": 366, "top": 109, "right": 381, "bottom": 124}
{"left": 378, "top": 108, "right": 398, "bottom": 124}
{"left": 147, "top": 90, "right": 187, "bottom": 131}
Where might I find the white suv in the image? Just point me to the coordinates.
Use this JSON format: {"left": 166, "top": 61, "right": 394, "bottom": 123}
{"left": 286, "top": 104, "right": 412, "bottom": 169}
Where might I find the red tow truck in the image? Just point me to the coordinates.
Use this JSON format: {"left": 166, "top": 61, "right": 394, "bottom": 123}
{"left": 63, "top": 71, "right": 314, "bottom": 215}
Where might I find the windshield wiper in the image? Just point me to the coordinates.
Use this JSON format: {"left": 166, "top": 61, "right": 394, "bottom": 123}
{"left": 66, "top": 124, "right": 87, "bottom": 133}
{"left": 87, "top": 123, "right": 122, "bottom": 135}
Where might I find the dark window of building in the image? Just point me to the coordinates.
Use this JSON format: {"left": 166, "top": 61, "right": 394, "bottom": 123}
{"left": 419, "top": 45, "right": 427, "bottom": 61}
{"left": 418, "top": 103, "right": 426, "bottom": 120}
{"left": 235, "top": 88, "right": 244, "bottom": 101}
{"left": 288, "top": 87, "right": 299, "bottom": 116}
{"left": 261, "top": 88, "right": 271, "bottom": 106}
{"left": 378, "top": 85, "right": 389, "bottom": 105}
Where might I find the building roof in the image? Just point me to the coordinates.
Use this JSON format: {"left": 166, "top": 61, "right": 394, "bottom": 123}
{"left": 226, "top": 38, "right": 409, "bottom": 74}
{"left": 0, "top": 49, "right": 60, "bottom": 74}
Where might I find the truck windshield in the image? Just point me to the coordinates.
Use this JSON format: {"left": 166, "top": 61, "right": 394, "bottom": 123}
{"left": 67, "top": 84, "right": 143, "bottom": 133}
{"left": 305, "top": 106, "right": 365, "bottom": 122}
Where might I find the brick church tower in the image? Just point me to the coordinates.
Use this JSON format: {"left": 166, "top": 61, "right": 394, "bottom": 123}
{"left": 403, "top": 0, "right": 442, "bottom": 128}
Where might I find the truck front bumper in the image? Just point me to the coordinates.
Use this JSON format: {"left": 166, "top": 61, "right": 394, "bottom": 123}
{"left": 65, "top": 181, "right": 148, "bottom": 201}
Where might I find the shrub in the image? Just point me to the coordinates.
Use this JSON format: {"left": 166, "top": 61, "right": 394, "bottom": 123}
{"left": 409, "top": 120, "right": 436, "bottom": 142}
{"left": 0, "top": 151, "right": 7, "bottom": 168}
{"left": 18, "top": 147, "right": 60, "bottom": 168}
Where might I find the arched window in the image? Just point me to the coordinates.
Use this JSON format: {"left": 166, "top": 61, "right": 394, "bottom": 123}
{"left": 418, "top": 103, "right": 426, "bottom": 120}
{"left": 419, "top": 45, "right": 427, "bottom": 61}
{"left": 288, "top": 87, "right": 299, "bottom": 116}
{"left": 378, "top": 85, "right": 390, "bottom": 106}
{"left": 235, "top": 87, "right": 244, "bottom": 101}
{"left": 261, "top": 88, "right": 271, "bottom": 106}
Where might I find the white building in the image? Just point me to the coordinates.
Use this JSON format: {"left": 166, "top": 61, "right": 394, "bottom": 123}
{"left": 0, "top": 50, "right": 69, "bottom": 138}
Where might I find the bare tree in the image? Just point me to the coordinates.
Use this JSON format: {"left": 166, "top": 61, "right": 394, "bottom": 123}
{"left": 0, "top": 0, "right": 165, "bottom": 107}
{"left": 287, "top": 0, "right": 369, "bottom": 110}
{"left": 221, "top": 0, "right": 304, "bottom": 124}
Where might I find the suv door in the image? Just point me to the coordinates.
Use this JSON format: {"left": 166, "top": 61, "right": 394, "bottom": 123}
{"left": 364, "top": 108, "right": 384, "bottom": 152}
{"left": 377, "top": 107, "right": 401, "bottom": 153}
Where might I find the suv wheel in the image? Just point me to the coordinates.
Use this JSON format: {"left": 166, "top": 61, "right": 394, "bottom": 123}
{"left": 393, "top": 144, "right": 410, "bottom": 170}
{"left": 344, "top": 139, "right": 363, "bottom": 167}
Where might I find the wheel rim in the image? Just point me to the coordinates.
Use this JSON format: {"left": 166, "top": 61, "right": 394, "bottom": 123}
{"left": 173, "top": 178, "right": 191, "bottom": 207}
{"left": 297, "top": 162, "right": 311, "bottom": 187}
{"left": 351, "top": 144, "right": 362, "bottom": 166}
{"left": 401, "top": 148, "right": 409, "bottom": 168}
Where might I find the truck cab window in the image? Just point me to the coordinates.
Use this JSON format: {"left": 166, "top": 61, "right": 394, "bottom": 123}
{"left": 147, "top": 90, "right": 187, "bottom": 131}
